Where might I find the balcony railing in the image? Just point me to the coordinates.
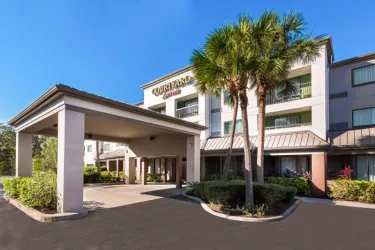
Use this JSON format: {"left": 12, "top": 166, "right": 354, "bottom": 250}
{"left": 266, "top": 82, "right": 311, "bottom": 105}
{"left": 176, "top": 105, "right": 199, "bottom": 118}
{"left": 265, "top": 122, "right": 312, "bottom": 130}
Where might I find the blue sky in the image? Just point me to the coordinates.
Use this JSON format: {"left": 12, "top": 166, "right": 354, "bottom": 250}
{"left": 0, "top": 0, "right": 374, "bottom": 123}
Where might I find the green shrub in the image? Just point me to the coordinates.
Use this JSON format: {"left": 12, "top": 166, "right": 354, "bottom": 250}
{"left": 100, "top": 171, "right": 115, "bottom": 183}
{"left": 203, "top": 172, "right": 244, "bottom": 181}
{"left": 196, "top": 180, "right": 296, "bottom": 213}
{"left": 84, "top": 171, "right": 100, "bottom": 183}
{"left": 3, "top": 177, "right": 25, "bottom": 198}
{"left": 84, "top": 166, "right": 98, "bottom": 173}
{"left": 147, "top": 173, "right": 162, "bottom": 182}
{"left": 329, "top": 179, "right": 375, "bottom": 203}
{"left": 100, "top": 166, "right": 108, "bottom": 172}
{"left": 32, "top": 157, "right": 43, "bottom": 173}
{"left": 265, "top": 177, "right": 311, "bottom": 195}
{"left": 18, "top": 171, "right": 57, "bottom": 210}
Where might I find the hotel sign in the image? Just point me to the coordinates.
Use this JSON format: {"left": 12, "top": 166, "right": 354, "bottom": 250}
{"left": 152, "top": 75, "right": 194, "bottom": 99}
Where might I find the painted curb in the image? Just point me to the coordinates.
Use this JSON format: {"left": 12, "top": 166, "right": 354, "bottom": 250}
{"left": 297, "top": 196, "right": 375, "bottom": 210}
{"left": 4, "top": 195, "right": 88, "bottom": 222}
{"left": 182, "top": 194, "right": 301, "bottom": 222}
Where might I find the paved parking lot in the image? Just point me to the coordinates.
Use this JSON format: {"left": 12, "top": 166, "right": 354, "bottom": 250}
{"left": 1, "top": 185, "right": 375, "bottom": 250}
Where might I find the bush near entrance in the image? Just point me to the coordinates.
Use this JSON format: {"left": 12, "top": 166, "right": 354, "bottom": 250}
{"left": 192, "top": 180, "right": 296, "bottom": 214}
{"left": 329, "top": 179, "right": 375, "bottom": 203}
{"left": 83, "top": 166, "right": 125, "bottom": 183}
{"left": 265, "top": 177, "right": 311, "bottom": 196}
{"left": 3, "top": 171, "right": 57, "bottom": 212}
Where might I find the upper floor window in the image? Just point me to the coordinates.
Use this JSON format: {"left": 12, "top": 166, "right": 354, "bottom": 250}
{"left": 176, "top": 98, "right": 199, "bottom": 118}
{"left": 151, "top": 107, "right": 166, "bottom": 115}
{"left": 265, "top": 111, "right": 311, "bottom": 130}
{"left": 104, "top": 144, "right": 111, "bottom": 151}
{"left": 116, "top": 143, "right": 126, "bottom": 147}
{"left": 353, "top": 107, "right": 375, "bottom": 128}
{"left": 352, "top": 64, "right": 375, "bottom": 86}
{"left": 87, "top": 145, "right": 92, "bottom": 152}
{"left": 224, "top": 120, "right": 243, "bottom": 135}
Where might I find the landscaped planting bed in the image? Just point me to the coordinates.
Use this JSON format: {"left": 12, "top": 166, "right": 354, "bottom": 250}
{"left": 186, "top": 180, "right": 297, "bottom": 218}
{"left": 329, "top": 179, "right": 375, "bottom": 203}
{"left": 84, "top": 166, "right": 124, "bottom": 184}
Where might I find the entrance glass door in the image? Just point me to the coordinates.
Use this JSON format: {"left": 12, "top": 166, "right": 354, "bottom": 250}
{"left": 357, "top": 156, "right": 375, "bottom": 182}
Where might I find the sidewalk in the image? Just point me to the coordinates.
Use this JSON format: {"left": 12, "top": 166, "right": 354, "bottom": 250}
{"left": 297, "top": 196, "right": 375, "bottom": 210}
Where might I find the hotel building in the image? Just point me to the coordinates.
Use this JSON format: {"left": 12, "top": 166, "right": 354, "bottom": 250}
{"left": 84, "top": 37, "right": 375, "bottom": 195}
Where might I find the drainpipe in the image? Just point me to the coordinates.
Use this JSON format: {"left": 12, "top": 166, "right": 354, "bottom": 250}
{"left": 324, "top": 133, "right": 333, "bottom": 195}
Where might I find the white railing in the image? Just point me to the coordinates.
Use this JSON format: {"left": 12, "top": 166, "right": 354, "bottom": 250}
{"left": 265, "top": 122, "right": 312, "bottom": 130}
{"left": 175, "top": 105, "right": 199, "bottom": 118}
{"left": 266, "top": 82, "right": 312, "bottom": 105}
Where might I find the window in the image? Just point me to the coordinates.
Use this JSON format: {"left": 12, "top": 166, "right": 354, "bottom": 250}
{"left": 177, "top": 98, "right": 198, "bottom": 109}
{"left": 224, "top": 120, "right": 243, "bottom": 135}
{"left": 353, "top": 107, "right": 375, "bottom": 128}
{"left": 353, "top": 64, "right": 375, "bottom": 86}
{"left": 116, "top": 143, "right": 126, "bottom": 147}
{"left": 357, "top": 156, "right": 375, "bottom": 182}
{"left": 87, "top": 145, "right": 92, "bottom": 152}
{"left": 104, "top": 144, "right": 111, "bottom": 151}
{"left": 281, "top": 157, "right": 297, "bottom": 175}
{"left": 151, "top": 107, "right": 166, "bottom": 114}
{"left": 274, "top": 115, "right": 301, "bottom": 127}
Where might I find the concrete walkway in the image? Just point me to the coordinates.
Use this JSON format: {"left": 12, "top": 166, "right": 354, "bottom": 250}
{"left": 0, "top": 181, "right": 3, "bottom": 198}
{"left": 83, "top": 183, "right": 185, "bottom": 210}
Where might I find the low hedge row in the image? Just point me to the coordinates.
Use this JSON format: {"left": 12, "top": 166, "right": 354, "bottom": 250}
{"left": 265, "top": 177, "right": 311, "bottom": 195}
{"left": 195, "top": 180, "right": 296, "bottom": 213}
{"left": 329, "top": 179, "right": 375, "bottom": 203}
{"left": 2, "top": 171, "right": 57, "bottom": 210}
{"left": 84, "top": 169, "right": 125, "bottom": 184}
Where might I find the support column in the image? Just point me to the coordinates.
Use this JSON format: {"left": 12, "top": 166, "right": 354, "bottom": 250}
{"left": 176, "top": 156, "right": 182, "bottom": 188}
{"left": 186, "top": 135, "right": 201, "bottom": 182}
{"left": 141, "top": 157, "right": 148, "bottom": 185}
{"left": 124, "top": 152, "right": 136, "bottom": 184}
{"left": 116, "top": 159, "right": 119, "bottom": 178}
{"left": 161, "top": 157, "right": 167, "bottom": 183}
{"left": 57, "top": 109, "right": 85, "bottom": 213}
{"left": 311, "top": 153, "right": 326, "bottom": 197}
{"left": 136, "top": 158, "right": 141, "bottom": 181}
{"left": 201, "top": 156, "right": 206, "bottom": 179}
{"left": 16, "top": 132, "right": 33, "bottom": 177}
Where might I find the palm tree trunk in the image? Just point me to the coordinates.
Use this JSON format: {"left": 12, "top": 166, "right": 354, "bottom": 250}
{"left": 239, "top": 89, "right": 254, "bottom": 207}
{"left": 223, "top": 94, "right": 239, "bottom": 179}
{"left": 257, "top": 86, "right": 266, "bottom": 184}
{"left": 96, "top": 141, "right": 101, "bottom": 182}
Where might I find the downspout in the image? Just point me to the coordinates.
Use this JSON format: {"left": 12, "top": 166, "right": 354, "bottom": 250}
{"left": 324, "top": 133, "right": 333, "bottom": 195}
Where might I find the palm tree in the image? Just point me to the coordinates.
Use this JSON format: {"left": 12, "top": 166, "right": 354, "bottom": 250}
{"left": 191, "top": 21, "right": 254, "bottom": 206}
{"left": 246, "top": 11, "right": 325, "bottom": 183}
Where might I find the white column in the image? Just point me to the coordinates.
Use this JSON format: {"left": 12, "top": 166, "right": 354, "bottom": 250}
{"left": 186, "top": 135, "right": 201, "bottom": 182}
{"left": 124, "top": 148, "right": 135, "bottom": 184}
{"left": 57, "top": 109, "right": 85, "bottom": 213}
{"left": 136, "top": 158, "right": 141, "bottom": 181}
{"left": 166, "top": 99, "right": 176, "bottom": 117}
{"left": 16, "top": 132, "right": 33, "bottom": 177}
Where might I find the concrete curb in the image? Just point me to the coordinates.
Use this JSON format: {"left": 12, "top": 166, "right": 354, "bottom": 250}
{"left": 182, "top": 194, "right": 301, "bottom": 222}
{"left": 4, "top": 195, "right": 88, "bottom": 222}
{"left": 297, "top": 196, "right": 375, "bottom": 210}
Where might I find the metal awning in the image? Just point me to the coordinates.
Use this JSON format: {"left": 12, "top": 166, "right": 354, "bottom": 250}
{"left": 201, "top": 131, "right": 329, "bottom": 152}
{"left": 328, "top": 127, "right": 375, "bottom": 149}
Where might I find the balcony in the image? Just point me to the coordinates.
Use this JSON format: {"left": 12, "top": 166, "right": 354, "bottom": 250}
{"left": 266, "top": 82, "right": 311, "bottom": 105}
{"left": 175, "top": 105, "right": 199, "bottom": 118}
{"left": 265, "top": 122, "right": 312, "bottom": 130}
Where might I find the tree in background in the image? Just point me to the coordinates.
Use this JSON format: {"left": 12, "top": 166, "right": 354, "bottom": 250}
{"left": 32, "top": 135, "right": 46, "bottom": 158}
{"left": 41, "top": 137, "right": 58, "bottom": 172}
{"left": 0, "top": 123, "right": 16, "bottom": 175}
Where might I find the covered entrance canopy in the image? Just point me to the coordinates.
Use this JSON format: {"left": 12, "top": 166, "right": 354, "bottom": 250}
{"left": 8, "top": 84, "right": 206, "bottom": 214}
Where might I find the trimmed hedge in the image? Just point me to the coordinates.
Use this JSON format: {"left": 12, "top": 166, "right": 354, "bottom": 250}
{"left": 265, "top": 177, "right": 311, "bottom": 195}
{"left": 195, "top": 180, "right": 296, "bottom": 212}
{"left": 147, "top": 173, "right": 162, "bottom": 182}
{"left": 329, "top": 179, "right": 375, "bottom": 203}
{"left": 3, "top": 171, "right": 57, "bottom": 210}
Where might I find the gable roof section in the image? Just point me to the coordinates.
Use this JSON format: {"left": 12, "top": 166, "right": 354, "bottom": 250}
{"left": 97, "top": 149, "right": 125, "bottom": 160}
{"left": 329, "top": 51, "right": 375, "bottom": 69}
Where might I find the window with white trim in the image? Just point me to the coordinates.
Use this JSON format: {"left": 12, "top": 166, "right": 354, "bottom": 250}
{"left": 87, "top": 145, "right": 92, "bottom": 152}
{"left": 224, "top": 120, "right": 243, "bottom": 135}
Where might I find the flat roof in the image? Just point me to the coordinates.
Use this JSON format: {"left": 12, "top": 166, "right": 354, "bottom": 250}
{"left": 329, "top": 51, "right": 375, "bottom": 69}
{"left": 8, "top": 84, "right": 207, "bottom": 131}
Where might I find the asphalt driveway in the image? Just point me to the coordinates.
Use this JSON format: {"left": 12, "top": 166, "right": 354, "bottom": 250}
{"left": 1, "top": 190, "right": 375, "bottom": 250}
